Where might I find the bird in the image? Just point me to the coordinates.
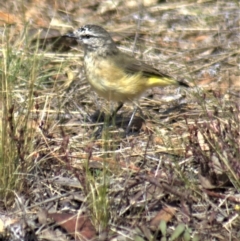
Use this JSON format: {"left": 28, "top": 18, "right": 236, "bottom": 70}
{"left": 64, "top": 25, "right": 189, "bottom": 130}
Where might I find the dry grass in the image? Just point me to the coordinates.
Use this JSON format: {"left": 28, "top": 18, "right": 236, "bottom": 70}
{"left": 0, "top": 0, "right": 239, "bottom": 240}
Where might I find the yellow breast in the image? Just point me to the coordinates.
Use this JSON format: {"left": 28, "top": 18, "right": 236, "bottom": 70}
{"left": 84, "top": 54, "right": 147, "bottom": 102}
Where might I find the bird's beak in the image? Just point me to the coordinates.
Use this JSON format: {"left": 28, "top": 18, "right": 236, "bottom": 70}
{"left": 63, "top": 32, "right": 77, "bottom": 38}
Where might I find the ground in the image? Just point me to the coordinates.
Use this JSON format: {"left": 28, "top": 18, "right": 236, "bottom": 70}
{"left": 0, "top": 0, "right": 239, "bottom": 241}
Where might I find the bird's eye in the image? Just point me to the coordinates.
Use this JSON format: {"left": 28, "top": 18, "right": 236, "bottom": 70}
{"left": 84, "top": 34, "right": 91, "bottom": 39}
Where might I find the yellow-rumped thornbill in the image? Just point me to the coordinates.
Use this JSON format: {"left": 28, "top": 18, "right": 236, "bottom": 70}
{"left": 64, "top": 25, "right": 189, "bottom": 121}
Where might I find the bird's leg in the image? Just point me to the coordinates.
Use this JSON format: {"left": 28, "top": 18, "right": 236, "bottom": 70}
{"left": 108, "top": 102, "right": 123, "bottom": 127}
{"left": 126, "top": 105, "right": 139, "bottom": 134}
{"left": 111, "top": 102, "right": 124, "bottom": 118}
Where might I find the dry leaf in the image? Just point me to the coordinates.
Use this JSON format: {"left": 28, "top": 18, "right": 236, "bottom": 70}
{"left": 48, "top": 212, "right": 96, "bottom": 241}
{"left": 150, "top": 205, "right": 176, "bottom": 230}
{"left": 0, "top": 11, "right": 17, "bottom": 25}
{"left": 198, "top": 173, "right": 216, "bottom": 189}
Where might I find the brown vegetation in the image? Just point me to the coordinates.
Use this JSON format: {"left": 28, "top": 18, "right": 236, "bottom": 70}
{"left": 0, "top": 0, "right": 239, "bottom": 240}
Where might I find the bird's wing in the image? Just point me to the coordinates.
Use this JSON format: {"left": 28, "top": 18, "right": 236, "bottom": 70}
{"left": 115, "top": 53, "right": 189, "bottom": 87}
{"left": 117, "top": 54, "right": 172, "bottom": 79}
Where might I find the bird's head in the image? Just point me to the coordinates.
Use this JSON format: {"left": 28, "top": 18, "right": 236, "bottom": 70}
{"left": 65, "top": 25, "right": 115, "bottom": 51}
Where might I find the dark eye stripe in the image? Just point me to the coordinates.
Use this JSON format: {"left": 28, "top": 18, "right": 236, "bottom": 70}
{"left": 83, "top": 34, "right": 101, "bottom": 39}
